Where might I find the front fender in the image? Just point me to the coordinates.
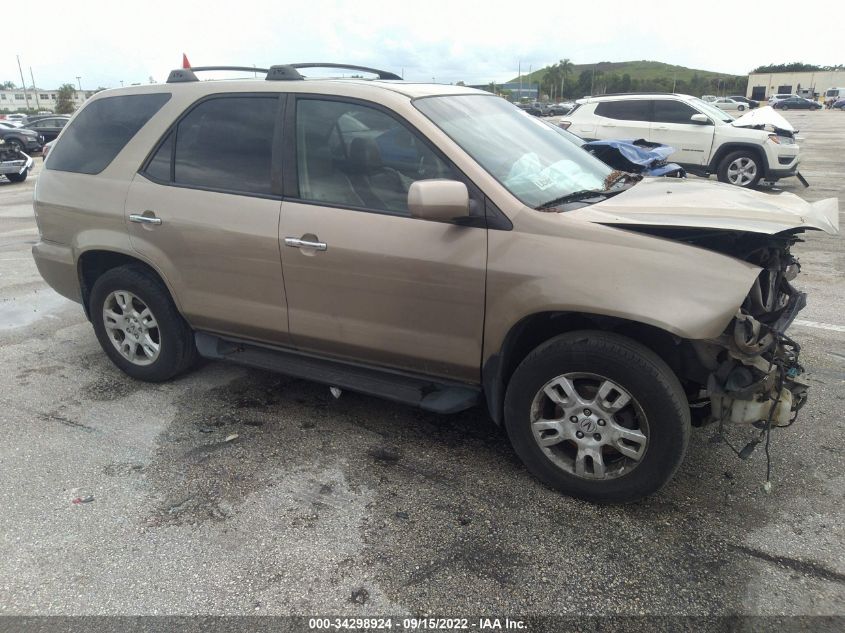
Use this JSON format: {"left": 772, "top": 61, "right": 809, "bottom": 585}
{"left": 483, "top": 209, "right": 760, "bottom": 365}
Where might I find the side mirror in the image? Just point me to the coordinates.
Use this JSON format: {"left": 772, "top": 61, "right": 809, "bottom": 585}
{"left": 690, "top": 113, "right": 711, "bottom": 124}
{"left": 408, "top": 179, "right": 469, "bottom": 223}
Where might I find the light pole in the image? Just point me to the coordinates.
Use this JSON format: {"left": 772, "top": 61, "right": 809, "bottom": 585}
{"left": 76, "top": 76, "right": 82, "bottom": 91}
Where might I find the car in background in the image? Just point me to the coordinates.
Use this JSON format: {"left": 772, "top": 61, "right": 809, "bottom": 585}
{"left": 728, "top": 96, "right": 758, "bottom": 109}
{"left": 772, "top": 96, "right": 822, "bottom": 111}
{"left": 517, "top": 103, "right": 543, "bottom": 116}
{"left": 21, "top": 116, "right": 70, "bottom": 142}
{"left": 560, "top": 93, "right": 800, "bottom": 187}
{"left": 0, "top": 121, "right": 22, "bottom": 129}
{"left": 700, "top": 95, "right": 717, "bottom": 102}
{"left": 41, "top": 139, "right": 55, "bottom": 160}
{"left": 0, "top": 123, "right": 42, "bottom": 153}
{"left": 768, "top": 93, "right": 798, "bottom": 105}
{"left": 832, "top": 98, "right": 845, "bottom": 110}
{"left": 713, "top": 97, "right": 748, "bottom": 112}
{"left": 549, "top": 102, "right": 574, "bottom": 115}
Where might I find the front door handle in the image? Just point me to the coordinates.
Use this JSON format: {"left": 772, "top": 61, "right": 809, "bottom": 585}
{"left": 129, "top": 213, "right": 162, "bottom": 225}
{"left": 284, "top": 236, "right": 327, "bottom": 251}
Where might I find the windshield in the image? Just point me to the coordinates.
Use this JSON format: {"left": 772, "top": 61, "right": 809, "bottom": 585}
{"left": 414, "top": 94, "right": 613, "bottom": 208}
{"left": 690, "top": 97, "right": 733, "bottom": 123}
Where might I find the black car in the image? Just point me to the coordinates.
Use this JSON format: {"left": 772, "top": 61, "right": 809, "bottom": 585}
{"left": 21, "top": 116, "right": 70, "bottom": 143}
{"left": 728, "top": 96, "right": 758, "bottom": 109}
{"left": 773, "top": 96, "right": 822, "bottom": 111}
{"left": 0, "top": 122, "right": 43, "bottom": 153}
{"left": 516, "top": 103, "right": 543, "bottom": 116}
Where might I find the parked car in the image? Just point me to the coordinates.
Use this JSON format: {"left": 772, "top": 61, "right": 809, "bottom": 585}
{"left": 0, "top": 121, "right": 22, "bottom": 129}
{"left": 560, "top": 94, "right": 800, "bottom": 188}
{"left": 0, "top": 123, "right": 43, "bottom": 153}
{"left": 768, "top": 93, "right": 798, "bottom": 105}
{"left": 728, "top": 96, "right": 758, "bottom": 109}
{"left": 0, "top": 138, "right": 32, "bottom": 182}
{"left": 517, "top": 103, "right": 543, "bottom": 116}
{"left": 4, "top": 113, "right": 28, "bottom": 125}
{"left": 21, "top": 116, "right": 70, "bottom": 142}
{"left": 700, "top": 95, "right": 717, "bottom": 102}
{"left": 825, "top": 88, "right": 845, "bottom": 108}
{"left": 549, "top": 102, "right": 574, "bottom": 116}
{"left": 32, "top": 64, "right": 838, "bottom": 503}
{"left": 41, "top": 139, "right": 55, "bottom": 160}
{"left": 832, "top": 98, "right": 845, "bottom": 110}
{"left": 772, "top": 96, "right": 822, "bottom": 111}
{"left": 712, "top": 97, "right": 748, "bottom": 112}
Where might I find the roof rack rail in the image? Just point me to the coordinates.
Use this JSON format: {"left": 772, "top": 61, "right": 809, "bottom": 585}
{"left": 166, "top": 63, "right": 401, "bottom": 84}
{"left": 585, "top": 92, "right": 680, "bottom": 98}
{"left": 284, "top": 63, "right": 401, "bottom": 81}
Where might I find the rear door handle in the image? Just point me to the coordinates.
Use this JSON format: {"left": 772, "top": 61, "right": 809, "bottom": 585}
{"left": 129, "top": 213, "right": 162, "bottom": 225}
{"left": 284, "top": 237, "right": 327, "bottom": 251}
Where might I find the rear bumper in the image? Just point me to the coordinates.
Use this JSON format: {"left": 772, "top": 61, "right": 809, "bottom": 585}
{"left": 32, "top": 240, "right": 81, "bottom": 303}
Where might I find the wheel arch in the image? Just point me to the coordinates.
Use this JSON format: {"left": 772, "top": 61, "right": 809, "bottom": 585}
{"left": 709, "top": 142, "right": 768, "bottom": 174}
{"left": 482, "top": 311, "right": 700, "bottom": 425}
{"left": 77, "top": 249, "right": 181, "bottom": 320}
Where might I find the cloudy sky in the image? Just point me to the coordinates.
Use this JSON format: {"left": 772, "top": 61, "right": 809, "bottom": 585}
{"left": 5, "top": 0, "right": 839, "bottom": 90}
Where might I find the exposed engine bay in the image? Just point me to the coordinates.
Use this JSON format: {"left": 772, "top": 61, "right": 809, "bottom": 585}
{"left": 625, "top": 226, "right": 810, "bottom": 456}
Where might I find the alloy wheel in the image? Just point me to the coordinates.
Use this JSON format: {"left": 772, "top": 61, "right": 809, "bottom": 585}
{"left": 529, "top": 372, "right": 649, "bottom": 480}
{"left": 102, "top": 290, "right": 161, "bottom": 366}
{"left": 727, "top": 156, "right": 758, "bottom": 186}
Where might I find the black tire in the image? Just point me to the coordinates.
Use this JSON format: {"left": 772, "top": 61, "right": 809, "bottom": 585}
{"left": 781, "top": 105, "right": 789, "bottom": 110}
{"left": 5, "top": 168, "right": 27, "bottom": 183}
{"left": 89, "top": 264, "right": 198, "bottom": 382}
{"left": 738, "top": 105, "right": 746, "bottom": 111}
{"left": 6, "top": 138, "right": 24, "bottom": 152}
{"left": 504, "top": 331, "right": 690, "bottom": 503}
{"left": 717, "top": 150, "right": 762, "bottom": 188}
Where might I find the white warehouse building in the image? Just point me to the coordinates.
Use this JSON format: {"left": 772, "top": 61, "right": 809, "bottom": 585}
{"left": 746, "top": 70, "right": 844, "bottom": 101}
{"left": 0, "top": 88, "right": 94, "bottom": 112}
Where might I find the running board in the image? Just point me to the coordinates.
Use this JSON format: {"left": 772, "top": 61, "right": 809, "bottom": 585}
{"left": 195, "top": 332, "right": 480, "bottom": 414}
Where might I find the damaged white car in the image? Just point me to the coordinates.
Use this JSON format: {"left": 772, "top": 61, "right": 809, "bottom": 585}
{"left": 561, "top": 96, "right": 802, "bottom": 188}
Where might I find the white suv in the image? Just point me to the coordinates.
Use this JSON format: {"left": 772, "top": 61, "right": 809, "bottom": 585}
{"left": 560, "top": 93, "right": 800, "bottom": 187}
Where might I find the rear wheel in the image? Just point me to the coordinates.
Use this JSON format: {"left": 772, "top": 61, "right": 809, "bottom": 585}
{"left": 90, "top": 265, "right": 198, "bottom": 382}
{"left": 503, "top": 331, "right": 690, "bottom": 503}
{"left": 781, "top": 104, "right": 789, "bottom": 110}
{"left": 6, "top": 138, "right": 24, "bottom": 152}
{"left": 717, "top": 150, "right": 762, "bottom": 188}
{"left": 738, "top": 105, "right": 746, "bottom": 111}
{"left": 5, "top": 168, "right": 27, "bottom": 183}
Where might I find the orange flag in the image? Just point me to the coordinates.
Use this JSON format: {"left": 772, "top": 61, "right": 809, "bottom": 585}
{"left": 182, "top": 54, "right": 191, "bottom": 69}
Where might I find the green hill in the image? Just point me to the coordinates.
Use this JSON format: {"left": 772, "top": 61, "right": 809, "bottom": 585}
{"left": 507, "top": 60, "right": 746, "bottom": 98}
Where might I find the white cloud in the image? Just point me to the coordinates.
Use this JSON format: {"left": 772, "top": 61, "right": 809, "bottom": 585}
{"left": 5, "top": 0, "right": 840, "bottom": 89}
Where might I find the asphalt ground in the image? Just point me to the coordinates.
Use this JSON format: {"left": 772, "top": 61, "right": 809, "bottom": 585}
{"left": 0, "top": 110, "right": 843, "bottom": 626}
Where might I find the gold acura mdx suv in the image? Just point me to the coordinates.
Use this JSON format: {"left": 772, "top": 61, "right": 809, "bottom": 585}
{"left": 32, "top": 64, "right": 839, "bottom": 502}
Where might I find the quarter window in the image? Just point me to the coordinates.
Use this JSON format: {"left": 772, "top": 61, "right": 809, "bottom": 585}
{"left": 594, "top": 100, "right": 651, "bottom": 122}
{"left": 47, "top": 93, "right": 171, "bottom": 175}
{"left": 295, "top": 99, "right": 454, "bottom": 215}
{"left": 653, "top": 100, "right": 699, "bottom": 124}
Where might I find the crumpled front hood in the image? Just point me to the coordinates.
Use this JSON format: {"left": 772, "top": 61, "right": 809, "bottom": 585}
{"left": 731, "top": 105, "right": 795, "bottom": 133}
{"left": 568, "top": 177, "right": 839, "bottom": 235}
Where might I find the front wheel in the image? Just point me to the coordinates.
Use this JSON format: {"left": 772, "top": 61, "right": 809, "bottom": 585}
{"left": 504, "top": 331, "right": 690, "bottom": 503}
{"left": 5, "top": 168, "right": 27, "bottom": 183}
{"left": 738, "top": 105, "right": 746, "bottom": 111}
{"left": 717, "top": 150, "right": 762, "bottom": 188}
{"left": 90, "top": 264, "right": 198, "bottom": 382}
{"left": 781, "top": 105, "right": 789, "bottom": 110}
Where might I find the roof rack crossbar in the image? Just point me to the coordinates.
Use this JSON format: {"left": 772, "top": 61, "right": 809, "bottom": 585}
{"left": 288, "top": 63, "right": 401, "bottom": 81}
{"left": 166, "top": 66, "right": 271, "bottom": 83}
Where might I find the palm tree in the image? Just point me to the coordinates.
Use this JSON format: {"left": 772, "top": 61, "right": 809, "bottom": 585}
{"left": 559, "top": 58, "right": 573, "bottom": 98}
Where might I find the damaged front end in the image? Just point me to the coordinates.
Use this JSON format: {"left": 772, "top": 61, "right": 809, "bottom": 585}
{"left": 691, "top": 231, "right": 808, "bottom": 429}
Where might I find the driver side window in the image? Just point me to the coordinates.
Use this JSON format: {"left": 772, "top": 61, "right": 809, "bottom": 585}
{"left": 295, "top": 99, "right": 455, "bottom": 215}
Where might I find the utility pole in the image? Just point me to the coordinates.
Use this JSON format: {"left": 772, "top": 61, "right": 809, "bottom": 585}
{"left": 29, "top": 67, "right": 40, "bottom": 110}
{"left": 76, "top": 76, "right": 82, "bottom": 91}
{"left": 16, "top": 55, "right": 29, "bottom": 110}
{"left": 518, "top": 61, "right": 522, "bottom": 102}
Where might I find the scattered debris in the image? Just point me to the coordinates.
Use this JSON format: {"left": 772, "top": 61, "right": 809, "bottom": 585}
{"left": 329, "top": 386, "right": 342, "bottom": 399}
{"left": 72, "top": 495, "right": 95, "bottom": 504}
{"left": 395, "top": 511, "right": 409, "bottom": 520}
{"left": 350, "top": 587, "right": 370, "bottom": 605}
{"left": 224, "top": 433, "right": 239, "bottom": 442}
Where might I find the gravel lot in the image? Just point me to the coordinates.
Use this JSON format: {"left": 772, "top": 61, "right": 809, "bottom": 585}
{"left": 0, "top": 111, "right": 843, "bottom": 623}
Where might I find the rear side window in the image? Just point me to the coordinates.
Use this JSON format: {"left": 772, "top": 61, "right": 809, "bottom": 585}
{"left": 46, "top": 93, "right": 170, "bottom": 174}
{"left": 145, "top": 96, "right": 277, "bottom": 196}
{"left": 594, "top": 100, "right": 650, "bottom": 122}
{"left": 653, "top": 100, "right": 698, "bottom": 124}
